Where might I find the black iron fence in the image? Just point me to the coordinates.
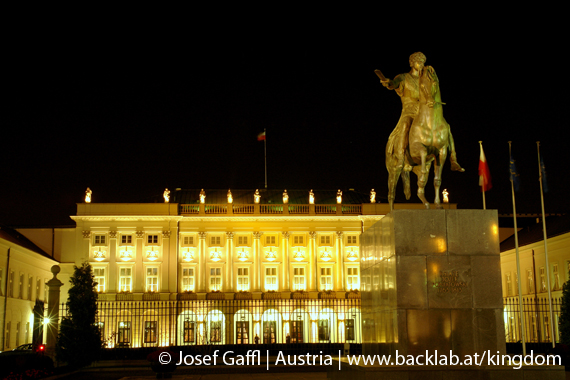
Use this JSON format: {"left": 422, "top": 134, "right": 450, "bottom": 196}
{"left": 503, "top": 296, "right": 562, "bottom": 344}
{"left": 59, "top": 298, "right": 362, "bottom": 350}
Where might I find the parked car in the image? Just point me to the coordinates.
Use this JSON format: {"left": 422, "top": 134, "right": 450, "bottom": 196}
{"left": 0, "top": 343, "right": 34, "bottom": 355}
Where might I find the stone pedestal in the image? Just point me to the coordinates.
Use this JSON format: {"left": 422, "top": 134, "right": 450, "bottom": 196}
{"left": 361, "top": 209, "right": 505, "bottom": 357}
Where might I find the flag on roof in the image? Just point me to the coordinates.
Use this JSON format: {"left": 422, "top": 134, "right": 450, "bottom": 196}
{"left": 540, "top": 156, "right": 548, "bottom": 193}
{"left": 509, "top": 155, "right": 520, "bottom": 192}
{"left": 257, "top": 131, "right": 266, "bottom": 141}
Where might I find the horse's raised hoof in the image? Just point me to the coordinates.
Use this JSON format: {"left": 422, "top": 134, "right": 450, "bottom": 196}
{"left": 451, "top": 162, "right": 465, "bottom": 172}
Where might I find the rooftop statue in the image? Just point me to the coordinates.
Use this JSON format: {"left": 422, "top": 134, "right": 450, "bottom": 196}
{"left": 199, "top": 189, "right": 206, "bottom": 204}
{"left": 163, "top": 188, "right": 170, "bottom": 203}
{"left": 283, "top": 190, "right": 289, "bottom": 204}
{"left": 85, "top": 187, "right": 92, "bottom": 203}
{"left": 336, "top": 190, "right": 342, "bottom": 204}
{"left": 370, "top": 189, "right": 376, "bottom": 204}
{"left": 254, "top": 189, "right": 261, "bottom": 204}
{"left": 377, "top": 52, "right": 464, "bottom": 210}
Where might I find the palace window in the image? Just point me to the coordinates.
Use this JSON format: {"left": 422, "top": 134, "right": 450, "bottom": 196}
{"left": 119, "top": 267, "right": 132, "bottom": 292}
{"left": 19, "top": 274, "right": 24, "bottom": 299}
{"left": 318, "top": 320, "right": 329, "bottom": 341}
{"left": 210, "top": 236, "right": 221, "bottom": 246}
{"left": 210, "top": 322, "right": 221, "bottom": 343}
{"left": 144, "top": 321, "right": 157, "bottom": 343}
{"left": 320, "top": 267, "right": 332, "bottom": 291}
{"left": 94, "top": 268, "right": 106, "bottom": 293}
{"left": 506, "top": 273, "right": 512, "bottom": 296}
{"left": 554, "top": 263, "right": 560, "bottom": 290}
{"left": 146, "top": 267, "right": 159, "bottom": 292}
{"left": 25, "top": 322, "right": 30, "bottom": 343}
{"left": 237, "top": 236, "right": 249, "bottom": 246}
{"left": 347, "top": 268, "right": 359, "bottom": 290}
{"left": 236, "top": 321, "right": 249, "bottom": 344}
{"left": 237, "top": 268, "right": 249, "bottom": 291}
{"left": 210, "top": 268, "right": 222, "bottom": 291}
{"left": 36, "top": 278, "right": 41, "bottom": 300}
{"left": 515, "top": 273, "right": 519, "bottom": 295}
{"left": 293, "top": 267, "right": 306, "bottom": 291}
{"left": 117, "top": 322, "right": 131, "bottom": 345}
{"left": 184, "top": 320, "right": 195, "bottom": 343}
{"left": 5, "top": 322, "right": 11, "bottom": 349}
{"left": 94, "top": 235, "right": 106, "bottom": 245}
{"left": 44, "top": 280, "right": 48, "bottom": 301}
{"left": 293, "top": 236, "right": 304, "bottom": 246}
{"left": 182, "top": 268, "right": 195, "bottom": 292}
{"left": 265, "top": 268, "right": 278, "bottom": 291}
{"left": 121, "top": 235, "right": 132, "bottom": 245}
{"left": 263, "top": 321, "right": 276, "bottom": 344}
{"left": 346, "top": 319, "right": 355, "bottom": 341}
{"left": 147, "top": 235, "right": 159, "bottom": 245}
{"left": 320, "top": 235, "right": 331, "bottom": 246}
{"left": 16, "top": 322, "right": 20, "bottom": 347}
{"left": 8, "top": 271, "right": 14, "bottom": 297}
{"left": 291, "top": 320, "right": 303, "bottom": 343}
{"left": 183, "top": 236, "right": 194, "bottom": 246}
{"left": 540, "top": 267, "right": 546, "bottom": 292}
{"left": 265, "top": 236, "right": 276, "bottom": 246}
{"left": 27, "top": 276, "right": 33, "bottom": 300}
{"left": 347, "top": 235, "right": 358, "bottom": 245}
{"left": 527, "top": 269, "right": 534, "bottom": 294}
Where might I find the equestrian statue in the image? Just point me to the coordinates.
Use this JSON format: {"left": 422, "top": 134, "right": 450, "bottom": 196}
{"left": 377, "top": 52, "right": 465, "bottom": 210}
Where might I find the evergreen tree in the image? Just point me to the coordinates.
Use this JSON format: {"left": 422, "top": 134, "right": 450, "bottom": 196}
{"left": 56, "top": 262, "right": 101, "bottom": 367}
{"left": 560, "top": 276, "right": 570, "bottom": 344}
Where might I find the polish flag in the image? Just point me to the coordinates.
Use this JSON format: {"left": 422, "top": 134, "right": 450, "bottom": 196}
{"left": 478, "top": 143, "right": 492, "bottom": 192}
{"left": 257, "top": 131, "right": 266, "bottom": 141}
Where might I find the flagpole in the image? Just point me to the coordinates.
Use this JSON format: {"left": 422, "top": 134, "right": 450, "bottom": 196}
{"left": 479, "top": 141, "right": 486, "bottom": 209}
{"left": 264, "top": 128, "right": 267, "bottom": 189}
{"left": 537, "top": 141, "right": 555, "bottom": 347}
{"left": 509, "top": 141, "right": 526, "bottom": 356}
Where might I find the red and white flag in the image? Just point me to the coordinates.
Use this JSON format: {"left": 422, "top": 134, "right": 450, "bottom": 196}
{"left": 257, "top": 131, "right": 266, "bottom": 141}
{"left": 478, "top": 143, "right": 492, "bottom": 192}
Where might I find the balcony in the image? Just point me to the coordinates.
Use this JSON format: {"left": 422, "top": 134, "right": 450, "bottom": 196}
{"left": 180, "top": 204, "right": 363, "bottom": 216}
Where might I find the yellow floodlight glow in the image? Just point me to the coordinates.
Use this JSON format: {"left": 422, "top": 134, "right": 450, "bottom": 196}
{"left": 320, "top": 251, "right": 332, "bottom": 261}
{"left": 147, "top": 250, "right": 159, "bottom": 261}
{"left": 347, "top": 251, "right": 358, "bottom": 261}
{"left": 119, "top": 251, "right": 133, "bottom": 261}
{"left": 293, "top": 250, "right": 305, "bottom": 261}
{"left": 238, "top": 250, "right": 249, "bottom": 262}
{"left": 94, "top": 251, "right": 106, "bottom": 261}
{"left": 182, "top": 251, "right": 195, "bottom": 262}
{"left": 210, "top": 250, "right": 222, "bottom": 262}
{"left": 265, "top": 251, "right": 277, "bottom": 261}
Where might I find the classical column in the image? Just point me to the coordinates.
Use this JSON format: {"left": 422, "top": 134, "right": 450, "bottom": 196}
{"left": 336, "top": 231, "right": 344, "bottom": 290}
{"left": 309, "top": 231, "right": 317, "bottom": 291}
{"left": 282, "top": 232, "right": 290, "bottom": 291}
{"left": 226, "top": 232, "right": 234, "bottom": 292}
{"left": 135, "top": 231, "right": 144, "bottom": 293}
{"left": 108, "top": 231, "right": 117, "bottom": 293}
{"left": 253, "top": 232, "right": 263, "bottom": 291}
{"left": 198, "top": 232, "right": 207, "bottom": 292}
{"left": 46, "top": 265, "right": 63, "bottom": 360}
{"left": 162, "top": 230, "right": 172, "bottom": 293}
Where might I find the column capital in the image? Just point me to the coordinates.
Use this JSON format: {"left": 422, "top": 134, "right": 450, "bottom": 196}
{"left": 82, "top": 231, "right": 91, "bottom": 239}
{"left": 198, "top": 232, "right": 207, "bottom": 239}
{"left": 109, "top": 231, "right": 117, "bottom": 239}
{"left": 309, "top": 231, "right": 317, "bottom": 239}
{"left": 162, "top": 231, "right": 171, "bottom": 239}
{"left": 253, "top": 231, "right": 263, "bottom": 239}
{"left": 282, "top": 232, "right": 290, "bottom": 239}
{"left": 226, "top": 232, "right": 235, "bottom": 239}
{"left": 136, "top": 231, "right": 145, "bottom": 238}
{"left": 336, "top": 231, "right": 344, "bottom": 238}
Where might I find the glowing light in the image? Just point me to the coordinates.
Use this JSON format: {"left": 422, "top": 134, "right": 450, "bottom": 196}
{"left": 347, "top": 251, "right": 358, "bottom": 261}
{"left": 94, "top": 251, "right": 106, "bottom": 261}
{"left": 85, "top": 187, "right": 92, "bottom": 203}
{"left": 119, "top": 251, "right": 133, "bottom": 261}
{"left": 43, "top": 318, "right": 50, "bottom": 325}
{"left": 283, "top": 190, "right": 289, "bottom": 204}
{"left": 254, "top": 189, "right": 261, "bottom": 204}
{"left": 238, "top": 250, "right": 249, "bottom": 262}
{"left": 147, "top": 250, "right": 159, "bottom": 261}
{"left": 210, "top": 250, "right": 222, "bottom": 262}
{"left": 336, "top": 189, "right": 342, "bottom": 204}
{"left": 442, "top": 189, "right": 449, "bottom": 203}
{"left": 265, "top": 251, "right": 277, "bottom": 261}
{"left": 492, "top": 224, "right": 498, "bottom": 235}
{"left": 182, "top": 251, "right": 195, "bottom": 262}
{"left": 227, "top": 189, "right": 233, "bottom": 204}
{"left": 309, "top": 190, "right": 315, "bottom": 204}
{"left": 293, "top": 250, "right": 305, "bottom": 261}
{"left": 320, "top": 251, "right": 332, "bottom": 261}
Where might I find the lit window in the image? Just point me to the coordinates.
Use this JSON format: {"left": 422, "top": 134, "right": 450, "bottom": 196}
{"left": 238, "top": 236, "right": 249, "bottom": 246}
{"left": 210, "top": 236, "right": 222, "bottom": 246}
{"left": 291, "top": 320, "right": 303, "bottom": 343}
{"left": 554, "top": 263, "right": 560, "bottom": 290}
{"left": 237, "top": 268, "right": 249, "bottom": 291}
{"left": 19, "top": 274, "right": 24, "bottom": 299}
{"left": 236, "top": 321, "right": 249, "bottom": 344}
{"left": 265, "top": 236, "right": 276, "bottom": 246}
{"left": 263, "top": 321, "right": 276, "bottom": 344}
{"left": 184, "top": 320, "right": 195, "bottom": 343}
{"left": 147, "top": 235, "right": 159, "bottom": 245}
{"left": 527, "top": 269, "right": 534, "bottom": 294}
{"left": 121, "top": 235, "right": 132, "bottom": 245}
{"left": 119, "top": 267, "right": 132, "bottom": 292}
{"left": 94, "top": 268, "right": 106, "bottom": 292}
{"left": 94, "top": 235, "right": 106, "bottom": 245}
{"left": 293, "top": 267, "right": 305, "bottom": 291}
{"left": 265, "top": 268, "right": 278, "bottom": 291}
{"left": 346, "top": 319, "right": 355, "bottom": 341}
{"left": 117, "top": 322, "right": 131, "bottom": 345}
{"left": 347, "top": 236, "right": 357, "bottom": 245}
{"left": 320, "top": 268, "right": 332, "bottom": 290}
{"left": 347, "top": 268, "right": 359, "bottom": 290}
{"left": 320, "top": 236, "right": 331, "bottom": 246}
{"left": 146, "top": 267, "right": 159, "bottom": 292}
{"left": 182, "top": 268, "right": 195, "bottom": 291}
{"left": 144, "top": 321, "right": 157, "bottom": 343}
{"left": 210, "top": 322, "right": 222, "bottom": 342}
{"left": 318, "top": 320, "right": 329, "bottom": 341}
{"left": 210, "top": 268, "right": 222, "bottom": 291}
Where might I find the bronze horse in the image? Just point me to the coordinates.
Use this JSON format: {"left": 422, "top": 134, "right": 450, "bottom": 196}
{"left": 386, "top": 67, "right": 454, "bottom": 210}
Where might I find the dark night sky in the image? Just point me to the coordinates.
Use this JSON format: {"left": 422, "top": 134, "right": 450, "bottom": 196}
{"left": 2, "top": 18, "right": 569, "bottom": 226}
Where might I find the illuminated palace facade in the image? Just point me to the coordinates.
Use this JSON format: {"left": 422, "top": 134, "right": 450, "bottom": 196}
{"left": 58, "top": 189, "right": 456, "bottom": 349}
